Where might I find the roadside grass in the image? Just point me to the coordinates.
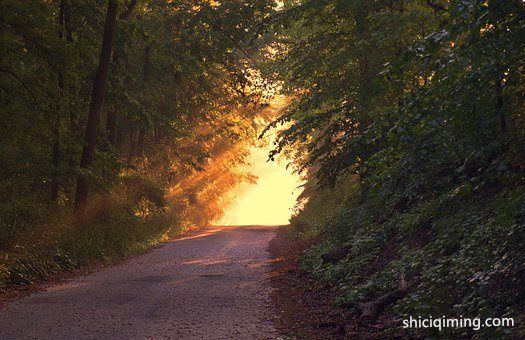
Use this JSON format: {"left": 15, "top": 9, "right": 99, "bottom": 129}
{"left": 0, "top": 177, "right": 183, "bottom": 290}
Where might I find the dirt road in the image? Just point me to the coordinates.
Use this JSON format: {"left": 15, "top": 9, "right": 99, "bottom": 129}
{"left": 0, "top": 226, "right": 281, "bottom": 339}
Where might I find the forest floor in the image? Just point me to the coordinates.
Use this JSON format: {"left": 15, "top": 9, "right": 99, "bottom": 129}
{"left": 269, "top": 226, "right": 396, "bottom": 339}
{"left": 0, "top": 225, "right": 280, "bottom": 339}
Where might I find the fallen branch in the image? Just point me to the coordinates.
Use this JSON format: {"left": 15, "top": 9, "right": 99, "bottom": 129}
{"left": 342, "top": 273, "right": 408, "bottom": 324}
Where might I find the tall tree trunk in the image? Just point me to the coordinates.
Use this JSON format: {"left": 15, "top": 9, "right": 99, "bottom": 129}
{"left": 106, "top": 0, "right": 138, "bottom": 148}
{"left": 51, "top": 120, "right": 60, "bottom": 201}
{"left": 51, "top": 0, "right": 68, "bottom": 202}
{"left": 62, "top": 0, "right": 74, "bottom": 43}
{"left": 61, "top": 0, "right": 76, "bottom": 171}
{"left": 136, "top": 45, "right": 152, "bottom": 159}
{"left": 74, "top": 0, "right": 118, "bottom": 218}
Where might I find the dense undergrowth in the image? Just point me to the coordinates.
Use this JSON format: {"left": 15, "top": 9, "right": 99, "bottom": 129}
{"left": 0, "top": 175, "right": 175, "bottom": 289}
{"left": 292, "top": 176, "right": 525, "bottom": 338}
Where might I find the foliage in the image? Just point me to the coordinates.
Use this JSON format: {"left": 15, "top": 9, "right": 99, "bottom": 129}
{"left": 267, "top": 0, "right": 525, "bottom": 337}
{"left": 0, "top": 178, "right": 171, "bottom": 288}
{"left": 0, "top": 0, "right": 274, "bottom": 287}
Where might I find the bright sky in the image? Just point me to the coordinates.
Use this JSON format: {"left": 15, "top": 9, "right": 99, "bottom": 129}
{"left": 216, "top": 134, "right": 304, "bottom": 226}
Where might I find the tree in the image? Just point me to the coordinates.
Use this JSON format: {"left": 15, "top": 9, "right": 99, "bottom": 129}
{"left": 267, "top": 1, "right": 525, "bottom": 337}
{"left": 74, "top": 0, "right": 118, "bottom": 218}
{"left": 0, "top": 0, "right": 273, "bottom": 241}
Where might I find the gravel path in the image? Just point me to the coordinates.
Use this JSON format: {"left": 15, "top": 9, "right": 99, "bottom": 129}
{"left": 0, "top": 226, "right": 281, "bottom": 339}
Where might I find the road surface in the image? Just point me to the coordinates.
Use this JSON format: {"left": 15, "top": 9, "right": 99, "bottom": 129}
{"left": 0, "top": 225, "right": 281, "bottom": 339}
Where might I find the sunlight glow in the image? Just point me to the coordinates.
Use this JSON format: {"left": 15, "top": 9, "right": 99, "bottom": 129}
{"left": 215, "top": 131, "right": 304, "bottom": 226}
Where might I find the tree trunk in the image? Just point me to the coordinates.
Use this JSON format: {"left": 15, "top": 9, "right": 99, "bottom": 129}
{"left": 60, "top": 0, "right": 76, "bottom": 171}
{"left": 105, "top": 0, "right": 138, "bottom": 149}
{"left": 116, "top": 126, "right": 123, "bottom": 151}
{"left": 107, "top": 109, "right": 118, "bottom": 146}
{"left": 62, "top": 0, "right": 73, "bottom": 43}
{"left": 51, "top": 0, "right": 68, "bottom": 202}
{"left": 51, "top": 120, "right": 60, "bottom": 201}
{"left": 135, "top": 45, "right": 151, "bottom": 159}
{"left": 74, "top": 0, "right": 118, "bottom": 218}
{"left": 143, "top": 45, "right": 151, "bottom": 82}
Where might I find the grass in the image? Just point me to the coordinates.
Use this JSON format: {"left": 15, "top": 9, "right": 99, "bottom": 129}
{"left": 0, "top": 180, "right": 183, "bottom": 290}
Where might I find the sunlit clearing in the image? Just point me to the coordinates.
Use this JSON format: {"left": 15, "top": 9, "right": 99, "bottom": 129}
{"left": 215, "top": 131, "right": 303, "bottom": 226}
